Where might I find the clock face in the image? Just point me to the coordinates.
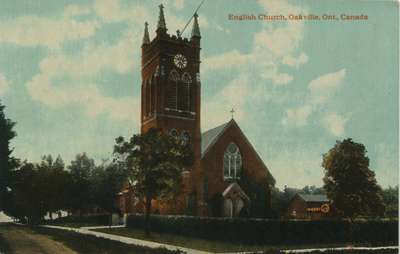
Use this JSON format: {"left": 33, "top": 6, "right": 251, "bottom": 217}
{"left": 173, "top": 54, "right": 187, "bottom": 69}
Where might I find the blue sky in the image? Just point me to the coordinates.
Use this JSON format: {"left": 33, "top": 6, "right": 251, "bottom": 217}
{"left": 0, "top": 0, "right": 398, "bottom": 189}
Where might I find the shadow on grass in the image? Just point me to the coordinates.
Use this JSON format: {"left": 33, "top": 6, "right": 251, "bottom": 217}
{"left": 0, "top": 225, "right": 11, "bottom": 253}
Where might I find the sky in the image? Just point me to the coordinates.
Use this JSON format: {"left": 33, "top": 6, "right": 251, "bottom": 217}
{"left": 0, "top": 0, "right": 398, "bottom": 189}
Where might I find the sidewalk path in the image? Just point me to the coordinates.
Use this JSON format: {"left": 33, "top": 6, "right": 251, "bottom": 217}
{"left": 43, "top": 225, "right": 211, "bottom": 254}
{"left": 42, "top": 225, "right": 398, "bottom": 254}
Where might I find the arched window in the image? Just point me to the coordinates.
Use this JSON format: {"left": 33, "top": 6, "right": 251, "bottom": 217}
{"left": 167, "top": 69, "right": 179, "bottom": 109}
{"left": 180, "top": 72, "right": 192, "bottom": 111}
{"left": 223, "top": 143, "right": 242, "bottom": 180}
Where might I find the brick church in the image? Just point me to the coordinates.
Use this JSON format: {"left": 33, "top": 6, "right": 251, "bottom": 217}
{"left": 116, "top": 5, "right": 275, "bottom": 218}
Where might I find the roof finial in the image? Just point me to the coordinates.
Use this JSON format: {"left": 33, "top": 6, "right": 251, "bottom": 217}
{"left": 157, "top": 4, "right": 167, "bottom": 32}
{"left": 230, "top": 108, "right": 235, "bottom": 119}
{"left": 142, "top": 22, "right": 150, "bottom": 45}
{"left": 191, "top": 12, "right": 201, "bottom": 38}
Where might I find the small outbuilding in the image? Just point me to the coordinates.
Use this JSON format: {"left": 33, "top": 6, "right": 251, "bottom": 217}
{"left": 286, "top": 194, "right": 331, "bottom": 220}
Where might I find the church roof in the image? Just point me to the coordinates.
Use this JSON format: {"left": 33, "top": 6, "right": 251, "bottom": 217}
{"left": 298, "top": 194, "right": 328, "bottom": 203}
{"left": 201, "top": 121, "right": 230, "bottom": 157}
{"left": 201, "top": 119, "right": 276, "bottom": 186}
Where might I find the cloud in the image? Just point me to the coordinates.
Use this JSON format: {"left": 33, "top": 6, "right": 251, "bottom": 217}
{"left": 282, "top": 105, "right": 313, "bottom": 127}
{"left": 261, "top": 66, "right": 294, "bottom": 85}
{"left": 321, "top": 112, "right": 348, "bottom": 137}
{"left": 64, "top": 4, "right": 92, "bottom": 17}
{"left": 267, "top": 147, "right": 325, "bottom": 189}
{"left": 215, "top": 24, "right": 230, "bottom": 34}
{"left": 309, "top": 69, "right": 346, "bottom": 91}
{"left": 27, "top": 77, "right": 138, "bottom": 122}
{"left": 203, "top": 50, "right": 252, "bottom": 72}
{"left": 94, "top": 0, "right": 151, "bottom": 24}
{"left": 0, "top": 73, "right": 9, "bottom": 95}
{"left": 202, "top": 75, "right": 265, "bottom": 130}
{"left": 282, "top": 69, "right": 347, "bottom": 127}
{"left": 37, "top": 32, "right": 137, "bottom": 79}
{"left": 26, "top": 29, "right": 139, "bottom": 122}
{"left": 174, "top": 0, "right": 185, "bottom": 10}
{"left": 0, "top": 15, "right": 98, "bottom": 49}
{"left": 282, "top": 53, "right": 309, "bottom": 68}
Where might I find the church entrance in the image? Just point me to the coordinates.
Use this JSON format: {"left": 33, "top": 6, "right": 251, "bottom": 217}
{"left": 222, "top": 183, "right": 250, "bottom": 217}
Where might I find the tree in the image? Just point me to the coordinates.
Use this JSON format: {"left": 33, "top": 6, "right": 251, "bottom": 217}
{"left": 301, "top": 185, "right": 325, "bottom": 195}
{"left": 322, "top": 138, "right": 384, "bottom": 219}
{"left": 114, "top": 128, "right": 193, "bottom": 236}
{"left": 37, "top": 155, "right": 69, "bottom": 219}
{"left": 91, "top": 162, "right": 129, "bottom": 224}
{"left": 382, "top": 185, "right": 398, "bottom": 218}
{"left": 0, "top": 101, "right": 17, "bottom": 211}
{"left": 67, "top": 153, "right": 96, "bottom": 215}
{"left": 10, "top": 162, "right": 48, "bottom": 224}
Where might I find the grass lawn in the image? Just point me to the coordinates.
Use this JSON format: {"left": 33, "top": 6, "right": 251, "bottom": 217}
{"left": 94, "top": 227, "right": 364, "bottom": 253}
{"left": 32, "top": 226, "right": 183, "bottom": 254}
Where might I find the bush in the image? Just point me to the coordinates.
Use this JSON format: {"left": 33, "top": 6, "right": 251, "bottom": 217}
{"left": 126, "top": 214, "right": 398, "bottom": 245}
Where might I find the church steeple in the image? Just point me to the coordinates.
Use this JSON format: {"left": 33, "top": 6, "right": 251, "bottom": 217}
{"left": 142, "top": 22, "right": 150, "bottom": 45}
{"left": 191, "top": 12, "right": 201, "bottom": 38}
{"left": 156, "top": 4, "right": 167, "bottom": 35}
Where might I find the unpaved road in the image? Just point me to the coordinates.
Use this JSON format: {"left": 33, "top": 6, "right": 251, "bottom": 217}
{"left": 0, "top": 223, "right": 77, "bottom": 254}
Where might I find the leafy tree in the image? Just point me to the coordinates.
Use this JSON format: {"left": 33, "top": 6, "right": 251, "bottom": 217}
{"left": 382, "top": 185, "right": 398, "bottom": 218}
{"left": 322, "top": 138, "right": 384, "bottom": 219}
{"left": 37, "top": 155, "right": 69, "bottom": 219}
{"left": 10, "top": 162, "right": 47, "bottom": 224}
{"left": 0, "top": 101, "right": 17, "bottom": 211}
{"left": 91, "top": 162, "right": 129, "bottom": 224}
{"left": 114, "top": 128, "right": 193, "bottom": 235}
{"left": 301, "top": 185, "right": 325, "bottom": 195}
{"left": 67, "top": 153, "right": 96, "bottom": 215}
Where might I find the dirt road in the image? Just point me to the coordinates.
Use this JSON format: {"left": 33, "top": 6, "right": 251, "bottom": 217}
{"left": 0, "top": 224, "right": 77, "bottom": 254}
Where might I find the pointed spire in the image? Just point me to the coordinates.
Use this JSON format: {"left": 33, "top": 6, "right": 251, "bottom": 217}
{"left": 142, "top": 22, "right": 150, "bottom": 45}
{"left": 191, "top": 12, "right": 201, "bottom": 38}
{"left": 157, "top": 4, "right": 167, "bottom": 33}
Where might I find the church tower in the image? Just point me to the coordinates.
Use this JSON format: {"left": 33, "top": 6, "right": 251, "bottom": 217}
{"left": 140, "top": 5, "right": 202, "bottom": 178}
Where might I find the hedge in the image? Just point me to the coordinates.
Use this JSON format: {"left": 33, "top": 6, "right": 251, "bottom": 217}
{"left": 127, "top": 214, "right": 398, "bottom": 245}
{"left": 48, "top": 214, "right": 110, "bottom": 226}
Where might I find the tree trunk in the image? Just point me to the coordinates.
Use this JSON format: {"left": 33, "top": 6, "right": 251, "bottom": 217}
{"left": 145, "top": 195, "right": 152, "bottom": 237}
{"left": 349, "top": 217, "right": 354, "bottom": 245}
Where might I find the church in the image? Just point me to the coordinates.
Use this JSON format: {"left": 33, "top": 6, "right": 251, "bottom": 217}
{"left": 116, "top": 5, "right": 275, "bottom": 218}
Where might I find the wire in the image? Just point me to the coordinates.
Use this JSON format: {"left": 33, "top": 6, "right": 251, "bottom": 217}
{"left": 180, "top": 0, "right": 206, "bottom": 36}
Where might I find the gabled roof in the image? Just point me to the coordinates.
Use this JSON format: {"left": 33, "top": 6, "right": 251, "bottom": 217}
{"left": 222, "top": 182, "right": 250, "bottom": 202}
{"left": 201, "top": 119, "right": 276, "bottom": 186}
{"left": 298, "top": 194, "right": 328, "bottom": 203}
{"left": 201, "top": 121, "right": 230, "bottom": 157}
